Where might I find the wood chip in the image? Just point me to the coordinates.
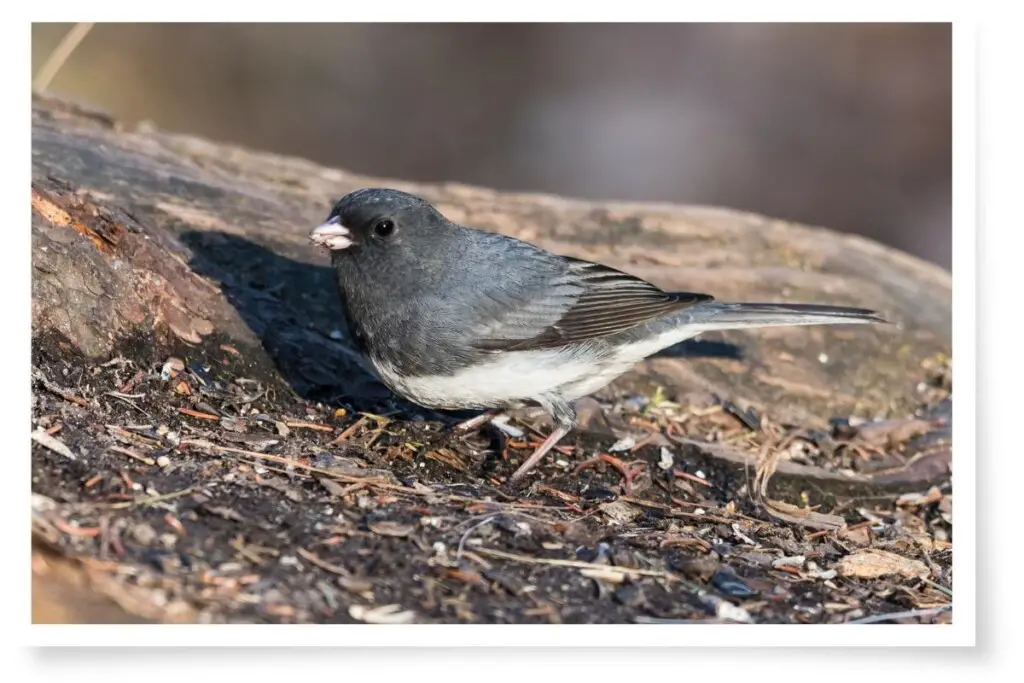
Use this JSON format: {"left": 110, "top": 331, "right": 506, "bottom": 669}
{"left": 835, "top": 549, "right": 930, "bottom": 580}
{"left": 31, "top": 427, "right": 76, "bottom": 460}
{"left": 367, "top": 520, "right": 415, "bottom": 538}
{"left": 580, "top": 567, "right": 627, "bottom": 584}
{"left": 762, "top": 498, "right": 846, "bottom": 531}
{"left": 108, "top": 445, "right": 156, "bottom": 466}
{"left": 348, "top": 604, "right": 416, "bottom": 624}
{"left": 599, "top": 500, "right": 643, "bottom": 525}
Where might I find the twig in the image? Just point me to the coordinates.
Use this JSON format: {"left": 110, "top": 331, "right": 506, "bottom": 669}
{"left": 181, "top": 439, "right": 416, "bottom": 494}
{"left": 108, "top": 445, "right": 156, "bottom": 466}
{"left": 331, "top": 416, "right": 368, "bottom": 443}
{"left": 847, "top": 605, "right": 951, "bottom": 624}
{"left": 32, "top": 367, "right": 91, "bottom": 406}
{"left": 33, "top": 23, "right": 96, "bottom": 92}
{"left": 456, "top": 515, "right": 498, "bottom": 560}
{"left": 297, "top": 547, "right": 349, "bottom": 575}
{"left": 673, "top": 469, "right": 713, "bottom": 488}
{"left": 922, "top": 577, "right": 954, "bottom": 598}
{"left": 106, "top": 487, "right": 196, "bottom": 510}
{"left": 104, "top": 392, "right": 153, "bottom": 419}
{"left": 31, "top": 427, "right": 76, "bottom": 460}
{"left": 178, "top": 407, "right": 220, "bottom": 421}
{"left": 284, "top": 420, "right": 335, "bottom": 432}
{"left": 475, "top": 546, "right": 681, "bottom": 581}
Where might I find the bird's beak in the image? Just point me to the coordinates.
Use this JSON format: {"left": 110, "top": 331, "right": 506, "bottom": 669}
{"left": 310, "top": 216, "right": 353, "bottom": 251}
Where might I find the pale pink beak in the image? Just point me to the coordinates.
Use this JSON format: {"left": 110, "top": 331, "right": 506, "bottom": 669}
{"left": 310, "top": 215, "right": 353, "bottom": 251}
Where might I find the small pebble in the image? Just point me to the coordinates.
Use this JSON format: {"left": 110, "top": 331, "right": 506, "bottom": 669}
{"left": 657, "top": 447, "right": 674, "bottom": 471}
{"left": 609, "top": 436, "right": 636, "bottom": 452}
{"left": 772, "top": 555, "right": 806, "bottom": 569}
{"left": 711, "top": 568, "right": 759, "bottom": 599}
{"left": 131, "top": 523, "right": 157, "bottom": 545}
{"left": 613, "top": 583, "right": 643, "bottom": 607}
{"left": 161, "top": 357, "right": 185, "bottom": 380}
{"left": 579, "top": 486, "right": 617, "bottom": 502}
{"left": 818, "top": 353, "right": 829, "bottom": 364}
{"left": 156, "top": 455, "right": 171, "bottom": 468}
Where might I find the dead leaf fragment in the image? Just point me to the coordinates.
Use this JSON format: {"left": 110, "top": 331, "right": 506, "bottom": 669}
{"left": 839, "top": 525, "right": 872, "bottom": 546}
{"left": 580, "top": 567, "right": 627, "bottom": 584}
{"left": 348, "top": 604, "right": 416, "bottom": 624}
{"left": 367, "top": 520, "right": 415, "bottom": 538}
{"left": 32, "top": 427, "right": 76, "bottom": 460}
{"left": 835, "top": 549, "right": 929, "bottom": 580}
{"left": 599, "top": 500, "right": 643, "bottom": 525}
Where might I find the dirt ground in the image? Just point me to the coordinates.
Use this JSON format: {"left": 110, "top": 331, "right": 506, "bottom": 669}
{"left": 31, "top": 326, "right": 952, "bottom": 624}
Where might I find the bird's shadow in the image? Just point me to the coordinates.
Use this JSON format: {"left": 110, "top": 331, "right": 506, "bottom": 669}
{"left": 180, "top": 230, "right": 743, "bottom": 417}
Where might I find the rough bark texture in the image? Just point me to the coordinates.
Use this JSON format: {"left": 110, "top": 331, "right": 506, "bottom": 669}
{"left": 30, "top": 94, "right": 953, "bottom": 625}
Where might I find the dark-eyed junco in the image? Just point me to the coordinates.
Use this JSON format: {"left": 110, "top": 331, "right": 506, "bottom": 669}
{"left": 310, "top": 188, "right": 885, "bottom": 484}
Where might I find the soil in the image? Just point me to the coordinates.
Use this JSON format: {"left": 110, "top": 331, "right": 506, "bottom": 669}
{"left": 31, "top": 326, "right": 952, "bottom": 624}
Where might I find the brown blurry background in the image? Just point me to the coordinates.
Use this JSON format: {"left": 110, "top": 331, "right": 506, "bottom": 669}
{"left": 31, "top": 23, "right": 952, "bottom": 268}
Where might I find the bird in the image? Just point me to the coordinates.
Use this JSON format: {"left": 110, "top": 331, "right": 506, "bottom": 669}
{"left": 309, "top": 188, "right": 886, "bottom": 485}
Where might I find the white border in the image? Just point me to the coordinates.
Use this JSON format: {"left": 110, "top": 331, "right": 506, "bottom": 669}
{"left": 11, "top": 5, "right": 977, "bottom": 659}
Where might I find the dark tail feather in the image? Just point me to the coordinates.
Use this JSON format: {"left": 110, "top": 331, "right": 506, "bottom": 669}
{"left": 691, "top": 302, "right": 888, "bottom": 330}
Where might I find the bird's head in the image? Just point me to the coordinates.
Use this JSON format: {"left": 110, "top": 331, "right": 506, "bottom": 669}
{"left": 309, "top": 188, "right": 444, "bottom": 255}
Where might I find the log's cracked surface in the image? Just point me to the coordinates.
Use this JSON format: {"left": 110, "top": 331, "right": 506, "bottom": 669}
{"left": 30, "top": 94, "right": 952, "bottom": 625}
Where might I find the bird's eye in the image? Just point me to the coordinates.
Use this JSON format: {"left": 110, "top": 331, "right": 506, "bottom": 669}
{"left": 373, "top": 219, "right": 396, "bottom": 238}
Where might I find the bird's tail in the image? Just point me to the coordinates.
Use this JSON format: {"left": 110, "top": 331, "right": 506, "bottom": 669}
{"left": 689, "top": 302, "right": 887, "bottom": 332}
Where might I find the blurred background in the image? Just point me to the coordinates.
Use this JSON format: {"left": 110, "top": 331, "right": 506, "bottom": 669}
{"left": 31, "top": 23, "right": 951, "bottom": 268}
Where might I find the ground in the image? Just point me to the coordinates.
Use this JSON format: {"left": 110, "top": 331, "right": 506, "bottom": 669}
{"left": 31, "top": 328, "right": 952, "bottom": 625}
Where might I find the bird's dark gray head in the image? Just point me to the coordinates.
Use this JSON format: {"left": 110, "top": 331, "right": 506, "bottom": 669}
{"left": 309, "top": 188, "right": 446, "bottom": 254}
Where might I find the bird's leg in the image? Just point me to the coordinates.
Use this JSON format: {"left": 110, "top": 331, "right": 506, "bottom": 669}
{"left": 508, "top": 397, "right": 576, "bottom": 484}
{"left": 453, "top": 409, "right": 501, "bottom": 433}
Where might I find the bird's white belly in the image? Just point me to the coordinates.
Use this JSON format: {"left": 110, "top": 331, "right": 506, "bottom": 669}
{"left": 370, "top": 326, "right": 701, "bottom": 410}
{"left": 371, "top": 349, "right": 600, "bottom": 409}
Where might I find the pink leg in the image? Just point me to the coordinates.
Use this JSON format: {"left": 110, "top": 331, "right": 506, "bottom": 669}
{"left": 507, "top": 424, "right": 572, "bottom": 484}
{"left": 453, "top": 410, "right": 501, "bottom": 433}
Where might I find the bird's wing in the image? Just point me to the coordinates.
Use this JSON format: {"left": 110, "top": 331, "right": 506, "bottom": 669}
{"left": 471, "top": 255, "right": 712, "bottom": 351}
